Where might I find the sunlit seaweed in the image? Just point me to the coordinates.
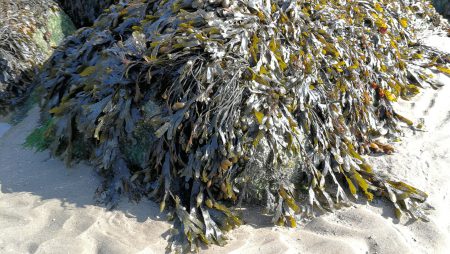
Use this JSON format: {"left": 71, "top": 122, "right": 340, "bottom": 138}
{"left": 33, "top": 0, "right": 450, "bottom": 252}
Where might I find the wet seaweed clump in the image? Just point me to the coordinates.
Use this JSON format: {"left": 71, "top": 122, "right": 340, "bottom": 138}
{"left": 0, "top": 0, "right": 75, "bottom": 113}
{"left": 56, "top": 0, "right": 118, "bottom": 27}
{"left": 33, "top": 0, "right": 450, "bottom": 252}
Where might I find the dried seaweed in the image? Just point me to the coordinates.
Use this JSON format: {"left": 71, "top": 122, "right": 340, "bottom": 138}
{"left": 34, "top": 0, "right": 450, "bottom": 252}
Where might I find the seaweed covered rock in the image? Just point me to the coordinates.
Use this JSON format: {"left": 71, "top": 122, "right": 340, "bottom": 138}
{"left": 56, "top": 0, "right": 117, "bottom": 27}
{"left": 433, "top": 0, "right": 450, "bottom": 19}
{"left": 0, "top": 0, "right": 75, "bottom": 112}
{"left": 34, "top": 0, "right": 450, "bottom": 252}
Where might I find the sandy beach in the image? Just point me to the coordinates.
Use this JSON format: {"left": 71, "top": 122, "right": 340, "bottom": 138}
{"left": 0, "top": 36, "right": 449, "bottom": 253}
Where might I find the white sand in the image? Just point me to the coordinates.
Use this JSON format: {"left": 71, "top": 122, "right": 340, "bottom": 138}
{"left": 1, "top": 37, "right": 450, "bottom": 253}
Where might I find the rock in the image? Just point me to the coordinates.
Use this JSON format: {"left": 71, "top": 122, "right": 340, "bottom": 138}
{"left": 0, "top": 0, "right": 75, "bottom": 112}
{"left": 56, "top": 0, "right": 117, "bottom": 27}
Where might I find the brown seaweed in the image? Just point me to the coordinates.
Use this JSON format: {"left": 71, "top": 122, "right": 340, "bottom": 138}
{"left": 0, "top": 0, "right": 75, "bottom": 113}
{"left": 31, "top": 0, "right": 450, "bottom": 252}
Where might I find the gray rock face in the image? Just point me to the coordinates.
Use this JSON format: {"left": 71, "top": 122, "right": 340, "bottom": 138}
{"left": 56, "top": 0, "right": 117, "bottom": 27}
{"left": 0, "top": 0, "right": 75, "bottom": 112}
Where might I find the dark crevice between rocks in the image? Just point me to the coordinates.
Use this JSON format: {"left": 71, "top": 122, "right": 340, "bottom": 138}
{"left": 432, "top": 0, "right": 450, "bottom": 20}
{"left": 56, "top": 0, "right": 118, "bottom": 27}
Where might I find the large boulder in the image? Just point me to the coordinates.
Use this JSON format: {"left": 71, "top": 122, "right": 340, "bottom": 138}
{"left": 56, "top": 0, "right": 117, "bottom": 27}
{"left": 0, "top": 0, "right": 75, "bottom": 112}
{"left": 33, "top": 0, "right": 449, "bottom": 252}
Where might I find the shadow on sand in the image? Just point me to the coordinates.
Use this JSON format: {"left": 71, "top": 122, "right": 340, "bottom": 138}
{"left": 0, "top": 106, "right": 165, "bottom": 224}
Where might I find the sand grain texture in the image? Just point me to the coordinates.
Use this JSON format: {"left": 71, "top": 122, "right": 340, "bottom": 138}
{"left": 0, "top": 37, "right": 450, "bottom": 254}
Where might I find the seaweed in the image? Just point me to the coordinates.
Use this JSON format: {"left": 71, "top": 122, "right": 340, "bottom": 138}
{"left": 34, "top": 0, "right": 450, "bottom": 252}
{"left": 24, "top": 118, "right": 55, "bottom": 152}
{"left": 0, "top": 0, "right": 75, "bottom": 114}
